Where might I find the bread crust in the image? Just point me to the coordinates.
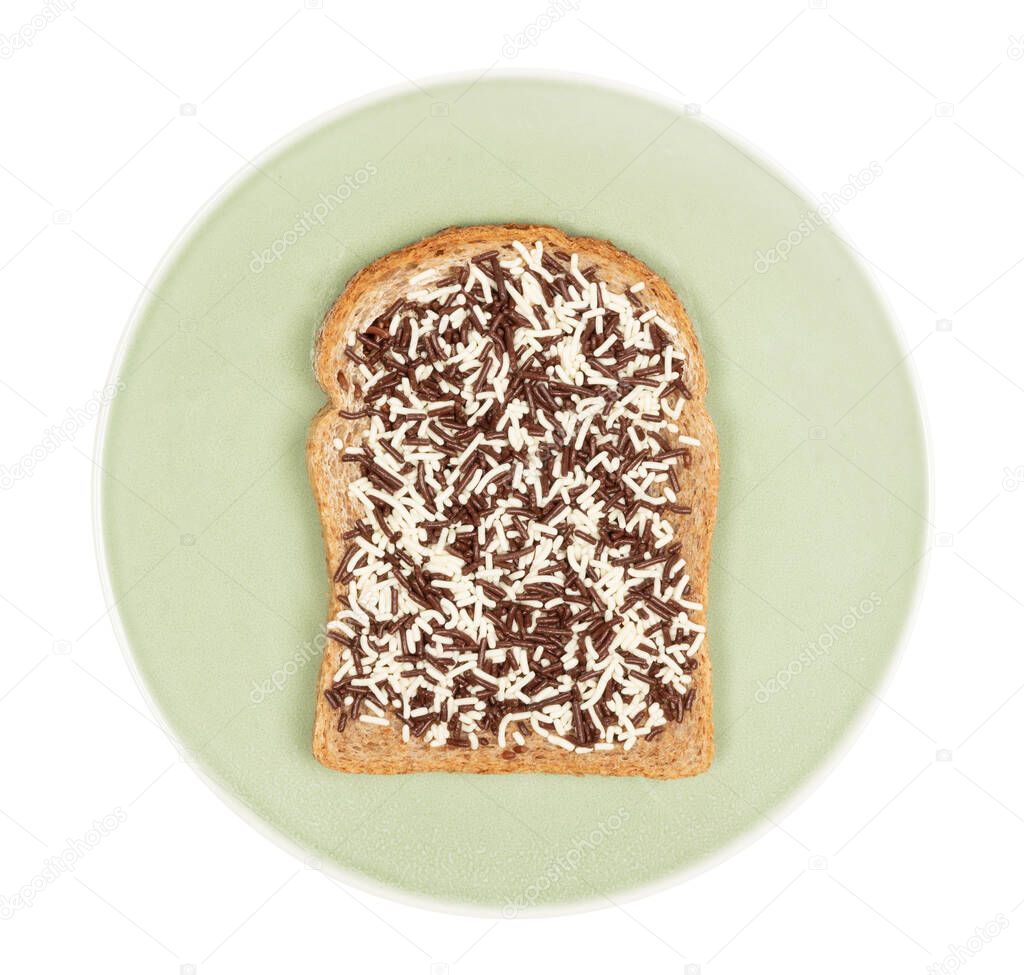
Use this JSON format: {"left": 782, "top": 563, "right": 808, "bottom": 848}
{"left": 308, "top": 225, "right": 718, "bottom": 778}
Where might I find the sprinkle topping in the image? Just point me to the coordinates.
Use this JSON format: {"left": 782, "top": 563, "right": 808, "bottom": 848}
{"left": 324, "top": 240, "right": 703, "bottom": 753}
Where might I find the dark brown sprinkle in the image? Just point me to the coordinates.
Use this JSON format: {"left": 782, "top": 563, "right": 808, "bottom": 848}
{"left": 323, "top": 687, "right": 344, "bottom": 708}
{"left": 377, "top": 298, "right": 403, "bottom": 322}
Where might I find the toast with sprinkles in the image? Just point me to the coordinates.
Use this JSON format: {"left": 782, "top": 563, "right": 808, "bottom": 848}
{"left": 309, "top": 225, "right": 718, "bottom": 778}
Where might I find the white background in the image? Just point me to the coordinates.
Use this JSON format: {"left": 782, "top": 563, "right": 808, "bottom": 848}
{"left": 1, "top": 0, "right": 1022, "bottom": 972}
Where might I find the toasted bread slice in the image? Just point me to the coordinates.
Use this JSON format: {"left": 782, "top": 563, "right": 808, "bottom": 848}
{"left": 309, "top": 225, "right": 718, "bottom": 778}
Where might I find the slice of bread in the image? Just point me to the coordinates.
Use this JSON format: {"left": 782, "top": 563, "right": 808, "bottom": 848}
{"left": 308, "top": 225, "right": 718, "bottom": 778}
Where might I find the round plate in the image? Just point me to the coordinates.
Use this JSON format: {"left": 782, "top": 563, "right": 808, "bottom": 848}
{"left": 98, "top": 74, "right": 928, "bottom": 912}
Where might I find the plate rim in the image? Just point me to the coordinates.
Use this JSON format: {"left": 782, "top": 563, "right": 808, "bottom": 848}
{"left": 91, "top": 68, "right": 934, "bottom": 917}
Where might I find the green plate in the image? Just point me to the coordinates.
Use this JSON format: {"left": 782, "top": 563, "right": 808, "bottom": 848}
{"left": 97, "top": 75, "right": 928, "bottom": 913}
